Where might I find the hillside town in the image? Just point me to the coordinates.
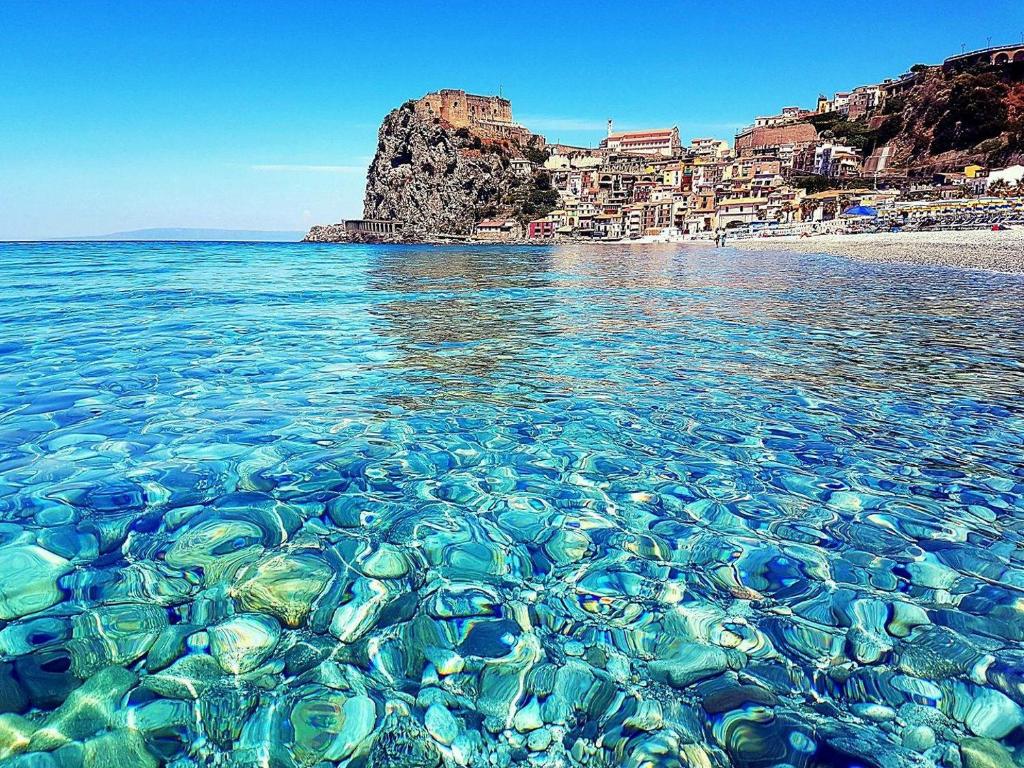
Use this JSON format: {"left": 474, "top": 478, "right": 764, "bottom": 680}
{"left": 493, "top": 42, "right": 1024, "bottom": 242}
{"left": 309, "top": 42, "right": 1024, "bottom": 245}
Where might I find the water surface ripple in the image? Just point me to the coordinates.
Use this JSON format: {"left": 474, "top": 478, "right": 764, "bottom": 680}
{"left": 0, "top": 242, "right": 1023, "bottom": 768}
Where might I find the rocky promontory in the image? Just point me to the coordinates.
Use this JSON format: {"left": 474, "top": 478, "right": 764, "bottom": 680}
{"left": 304, "top": 90, "right": 552, "bottom": 243}
{"left": 362, "top": 103, "right": 527, "bottom": 238}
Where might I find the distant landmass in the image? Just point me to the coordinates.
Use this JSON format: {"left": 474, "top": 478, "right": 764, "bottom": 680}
{"left": 66, "top": 228, "right": 305, "bottom": 242}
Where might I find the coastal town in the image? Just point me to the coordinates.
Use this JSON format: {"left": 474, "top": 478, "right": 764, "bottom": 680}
{"left": 311, "top": 42, "right": 1024, "bottom": 245}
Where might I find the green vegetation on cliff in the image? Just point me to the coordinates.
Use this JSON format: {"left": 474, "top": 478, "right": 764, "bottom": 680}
{"left": 809, "top": 62, "right": 1024, "bottom": 173}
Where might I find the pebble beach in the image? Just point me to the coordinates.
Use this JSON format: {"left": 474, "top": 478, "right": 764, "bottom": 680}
{"left": 736, "top": 228, "right": 1024, "bottom": 273}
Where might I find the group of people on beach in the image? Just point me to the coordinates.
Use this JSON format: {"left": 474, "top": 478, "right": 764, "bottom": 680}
{"left": 714, "top": 227, "right": 728, "bottom": 247}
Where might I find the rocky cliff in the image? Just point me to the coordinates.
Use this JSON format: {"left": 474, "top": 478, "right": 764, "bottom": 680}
{"left": 360, "top": 101, "right": 532, "bottom": 239}
{"left": 883, "top": 63, "right": 1024, "bottom": 172}
{"left": 809, "top": 62, "right": 1024, "bottom": 177}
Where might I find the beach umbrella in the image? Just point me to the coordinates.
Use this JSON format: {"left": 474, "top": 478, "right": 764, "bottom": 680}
{"left": 842, "top": 205, "right": 878, "bottom": 217}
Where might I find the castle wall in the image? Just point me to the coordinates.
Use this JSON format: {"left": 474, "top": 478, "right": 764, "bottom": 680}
{"left": 414, "top": 90, "right": 513, "bottom": 130}
{"left": 412, "top": 89, "right": 540, "bottom": 146}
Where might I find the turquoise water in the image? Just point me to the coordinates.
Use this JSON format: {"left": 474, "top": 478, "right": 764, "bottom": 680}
{"left": 1, "top": 241, "right": 1023, "bottom": 768}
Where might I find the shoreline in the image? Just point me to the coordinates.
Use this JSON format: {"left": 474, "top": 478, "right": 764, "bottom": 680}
{"left": 303, "top": 228, "right": 1024, "bottom": 273}
{"left": 730, "top": 228, "right": 1024, "bottom": 273}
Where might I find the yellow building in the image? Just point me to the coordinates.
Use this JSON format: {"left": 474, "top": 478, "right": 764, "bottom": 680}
{"left": 964, "top": 165, "right": 985, "bottom": 179}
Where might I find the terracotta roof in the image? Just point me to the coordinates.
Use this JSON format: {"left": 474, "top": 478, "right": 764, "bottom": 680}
{"left": 608, "top": 129, "right": 676, "bottom": 140}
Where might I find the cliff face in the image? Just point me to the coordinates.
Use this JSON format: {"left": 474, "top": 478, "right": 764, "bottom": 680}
{"left": 813, "top": 63, "right": 1024, "bottom": 176}
{"left": 361, "top": 102, "right": 528, "bottom": 238}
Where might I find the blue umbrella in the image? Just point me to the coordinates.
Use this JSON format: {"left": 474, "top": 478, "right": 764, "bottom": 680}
{"left": 842, "top": 205, "right": 878, "bottom": 217}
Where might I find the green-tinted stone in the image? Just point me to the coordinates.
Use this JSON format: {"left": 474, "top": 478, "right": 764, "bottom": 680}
{"left": 0, "top": 713, "right": 35, "bottom": 761}
{"left": 960, "top": 738, "right": 1015, "bottom": 768}
{"left": 290, "top": 690, "right": 377, "bottom": 765}
{"left": 648, "top": 646, "right": 741, "bottom": 689}
{"left": 623, "top": 700, "right": 663, "bottom": 732}
{"left": 53, "top": 742, "right": 85, "bottom": 768}
{"left": 145, "top": 623, "right": 198, "bottom": 672}
{"left": 200, "top": 685, "right": 258, "bottom": 748}
{"left": 424, "top": 703, "right": 458, "bottom": 746}
{"left": 82, "top": 728, "right": 157, "bottom": 768}
{"left": 30, "top": 666, "right": 137, "bottom": 750}
{"left": 141, "top": 654, "right": 223, "bottom": 699}
{"left": 68, "top": 604, "right": 167, "bottom": 677}
{"left": 232, "top": 552, "right": 333, "bottom": 628}
{"left": 359, "top": 544, "right": 410, "bottom": 579}
{"left": 208, "top": 613, "right": 281, "bottom": 674}
{"left": 368, "top": 706, "right": 441, "bottom": 768}
{"left": 512, "top": 697, "right": 543, "bottom": 733}
{"left": 427, "top": 584, "right": 500, "bottom": 620}
{"left": 129, "top": 698, "right": 194, "bottom": 737}
{"left": 329, "top": 578, "right": 392, "bottom": 643}
{"left": 902, "top": 725, "right": 936, "bottom": 752}
{"left": 527, "top": 728, "right": 552, "bottom": 752}
{"left": 0, "top": 545, "right": 72, "bottom": 620}
{"left": 163, "top": 519, "right": 265, "bottom": 583}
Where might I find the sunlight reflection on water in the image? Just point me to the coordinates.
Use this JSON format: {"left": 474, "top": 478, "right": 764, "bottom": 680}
{"left": 0, "top": 241, "right": 1022, "bottom": 767}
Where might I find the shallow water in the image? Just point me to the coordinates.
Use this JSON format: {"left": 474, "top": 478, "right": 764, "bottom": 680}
{"left": 1, "top": 241, "right": 1023, "bottom": 768}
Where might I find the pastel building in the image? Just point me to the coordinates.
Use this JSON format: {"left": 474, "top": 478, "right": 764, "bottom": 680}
{"left": 601, "top": 127, "right": 681, "bottom": 157}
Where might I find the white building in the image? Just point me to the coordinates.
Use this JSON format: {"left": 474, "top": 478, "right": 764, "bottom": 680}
{"left": 986, "top": 165, "right": 1024, "bottom": 188}
{"left": 814, "top": 143, "right": 861, "bottom": 177}
{"left": 601, "top": 127, "right": 681, "bottom": 157}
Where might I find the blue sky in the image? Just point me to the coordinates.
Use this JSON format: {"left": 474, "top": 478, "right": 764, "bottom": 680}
{"left": 2, "top": 0, "right": 1023, "bottom": 239}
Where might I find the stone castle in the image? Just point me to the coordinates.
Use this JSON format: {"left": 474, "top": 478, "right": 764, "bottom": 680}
{"left": 413, "top": 89, "right": 539, "bottom": 145}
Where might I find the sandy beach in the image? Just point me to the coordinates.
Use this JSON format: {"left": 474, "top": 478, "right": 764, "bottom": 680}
{"left": 735, "top": 228, "right": 1024, "bottom": 273}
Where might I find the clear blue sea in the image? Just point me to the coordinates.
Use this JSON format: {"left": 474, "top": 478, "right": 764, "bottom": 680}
{"left": 1, "top": 241, "right": 1023, "bottom": 768}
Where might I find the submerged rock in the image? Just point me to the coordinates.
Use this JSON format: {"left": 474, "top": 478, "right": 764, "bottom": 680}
{"left": 142, "top": 654, "right": 223, "bottom": 700}
{"left": 368, "top": 704, "right": 441, "bottom": 768}
{"left": 208, "top": 614, "right": 281, "bottom": 674}
{"left": 29, "top": 666, "right": 137, "bottom": 750}
{"left": 289, "top": 689, "right": 376, "bottom": 765}
{"left": 902, "top": 725, "right": 936, "bottom": 752}
{"left": 960, "top": 737, "right": 1016, "bottom": 768}
{"left": 0, "top": 545, "right": 72, "bottom": 620}
{"left": 424, "top": 703, "right": 458, "bottom": 746}
{"left": 648, "top": 646, "right": 742, "bottom": 689}
{"left": 82, "top": 728, "right": 157, "bottom": 768}
{"left": 232, "top": 551, "right": 333, "bottom": 628}
{"left": 330, "top": 578, "right": 393, "bottom": 643}
{"left": 0, "top": 713, "right": 35, "bottom": 761}
{"left": 68, "top": 603, "right": 167, "bottom": 677}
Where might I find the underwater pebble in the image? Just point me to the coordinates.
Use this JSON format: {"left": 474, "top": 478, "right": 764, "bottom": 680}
{"left": 0, "top": 713, "right": 35, "bottom": 761}
{"left": 29, "top": 666, "right": 137, "bottom": 750}
{"left": 82, "top": 728, "right": 157, "bottom": 768}
{"left": 527, "top": 728, "right": 552, "bottom": 751}
{"left": 648, "top": 646, "right": 741, "bottom": 689}
{"left": 424, "top": 703, "right": 459, "bottom": 746}
{"left": 232, "top": 551, "right": 333, "bottom": 628}
{"left": 208, "top": 614, "right": 281, "bottom": 674}
{"left": 902, "top": 725, "right": 937, "bottom": 752}
{"left": 0, "top": 545, "right": 72, "bottom": 620}
{"left": 960, "top": 737, "right": 1016, "bottom": 768}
